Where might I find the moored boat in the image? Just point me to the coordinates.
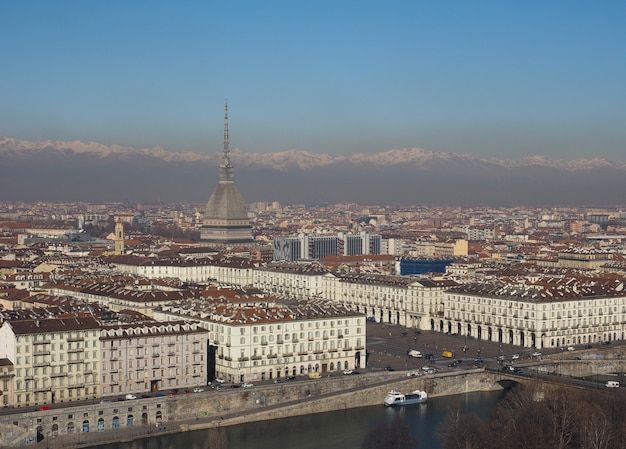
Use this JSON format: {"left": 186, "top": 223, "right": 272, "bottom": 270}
{"left": 383, "top": 389, "right": 428, "bottom": 406}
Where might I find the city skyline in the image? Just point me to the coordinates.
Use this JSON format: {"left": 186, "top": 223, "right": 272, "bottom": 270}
{"left": 2, "top": 1, "right": 625, "bottom": 161}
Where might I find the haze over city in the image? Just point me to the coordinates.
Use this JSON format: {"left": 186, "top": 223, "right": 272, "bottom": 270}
{"left": 2, "top": 0, "right": 625, "bottom": 163}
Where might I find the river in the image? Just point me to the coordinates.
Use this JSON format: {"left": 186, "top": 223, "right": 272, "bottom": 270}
{"left": 90, "top": 390, "right": 505, "bottom": 449}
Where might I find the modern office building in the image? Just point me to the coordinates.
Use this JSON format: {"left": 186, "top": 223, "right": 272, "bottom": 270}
{"left": 273, "top": 232, "right": 381, "bottom": 261}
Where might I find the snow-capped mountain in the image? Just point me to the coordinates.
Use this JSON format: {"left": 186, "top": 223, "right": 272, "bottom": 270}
{"left": 1, "top": 136, "right": 625, "bottom": 205}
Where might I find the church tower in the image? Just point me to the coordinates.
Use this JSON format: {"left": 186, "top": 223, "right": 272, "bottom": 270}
{"left": 200, "top": 102, "right": 254, "bottom": 244}
{"left": 114, "top": 218, "right": 125, "bottom": 255}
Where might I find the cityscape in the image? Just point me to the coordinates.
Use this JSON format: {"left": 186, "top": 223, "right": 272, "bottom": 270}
{"left": 2, "top": 1, "right": 626, "bottom": 448}
{"left": 1, "top": 127, "right": 625, "bottom": 445}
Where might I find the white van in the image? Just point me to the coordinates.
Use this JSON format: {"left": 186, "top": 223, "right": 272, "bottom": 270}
{"left": 408, "top": 350, "right": 422, "bottom": 358}
{"left": 605, "top": 381, "right": 620, "bottom": 388}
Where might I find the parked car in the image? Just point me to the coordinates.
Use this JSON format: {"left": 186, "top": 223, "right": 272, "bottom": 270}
{"left": 605, "top": 381, "right": 620, "bottom": 388}
{"left": 193, "top": 387, "right": 204, "bottom": 393}
{"left": 407, "top": 350, "right": 422, "bottom": 358}
{"left": 242, "top": 382, "right": 254, "bottom": 388}
{"left": 531, "top": 351, "right": 542, "bottom": 357}
{"left": 343, "top": 369, "right": 353, "bottom": 375}
{"left": 511, "top": 353, "right": 520, "bottom": 360}
{"left": 39, "top": 406, "right": 52, "bottom": 411}
{"left": 214, "top": 377, "right": 225, "bottom": 383}
{"left": 125, "top": 394, "right": 137, "bottom": 400}
{"left": 384, "top": 366, "right": 395, "bottom": 371}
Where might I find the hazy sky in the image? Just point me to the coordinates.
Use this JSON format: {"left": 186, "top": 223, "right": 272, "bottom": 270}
{"left": 2, "top": 1, "right": 625, "bottom": 159}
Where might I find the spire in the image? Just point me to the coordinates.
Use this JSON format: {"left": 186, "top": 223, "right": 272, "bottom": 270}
{"left": 224, "top": 99, "right": 229, "bottom": 155}
{"left": 219, "top": 99, "right": 234, "bottom": 183}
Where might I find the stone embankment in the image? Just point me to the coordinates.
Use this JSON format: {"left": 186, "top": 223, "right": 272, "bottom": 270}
{"left": 3, "top": 369, "right": 501, "bottom": 449}
{"left": 5, "top": 348, "right": 626, "bottom": 449}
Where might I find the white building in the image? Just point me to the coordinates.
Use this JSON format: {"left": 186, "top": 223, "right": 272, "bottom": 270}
{"left": 0, "top": 315, "right": 101, "bottom": 407}
{"left": 443, "top": 276, "right": 626, "bottom": 349}
{"left": 154, "top": 292, "right": 365, "bottom": 383}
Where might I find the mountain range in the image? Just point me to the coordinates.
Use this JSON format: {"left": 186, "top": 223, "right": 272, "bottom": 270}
{"left": 1, "top": 136, "right": 625, "bottom": 206}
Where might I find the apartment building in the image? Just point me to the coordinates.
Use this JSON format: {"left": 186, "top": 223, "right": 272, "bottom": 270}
{"left": 99, "top": 321, "right": 208, "bottom": 396}
{"left": 154, "top": 295, "right": 365, "bottom": 383}
{"left": 443, "top": 276, "right": 626, "bottom": 349}
{"left": 0, "top": 314, "right": 101, "bottom": 407}
{"left": 106, "top": 255, "right": 256, "bottom": 285}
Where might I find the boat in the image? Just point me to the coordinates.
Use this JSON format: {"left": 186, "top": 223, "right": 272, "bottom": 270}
{"left": 383, "top": 389, "right": 428, "bottom": 406}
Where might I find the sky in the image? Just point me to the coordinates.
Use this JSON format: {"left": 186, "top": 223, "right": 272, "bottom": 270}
{"left": 1, "top": 0, "right": 625, "bottom": 160}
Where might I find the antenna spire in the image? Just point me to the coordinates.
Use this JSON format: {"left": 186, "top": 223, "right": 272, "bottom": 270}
{"left": 219, "top": 99, "right": 234, "bottom": 183}
{"left": 224, "top": 99, "right": 229, "bottom": 154}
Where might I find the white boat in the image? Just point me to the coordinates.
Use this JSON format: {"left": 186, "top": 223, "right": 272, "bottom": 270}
{"left": 383, "top": 389, "right": 428, "bottom": 406}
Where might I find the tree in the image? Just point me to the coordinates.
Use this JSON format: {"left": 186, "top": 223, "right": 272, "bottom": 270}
{"left": 362, "top": 414, "right": 418, "bottom": 449}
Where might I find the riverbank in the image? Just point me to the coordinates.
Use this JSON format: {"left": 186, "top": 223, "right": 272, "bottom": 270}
{"left": 8, "top": 368, "right": 504, "bottom": 449}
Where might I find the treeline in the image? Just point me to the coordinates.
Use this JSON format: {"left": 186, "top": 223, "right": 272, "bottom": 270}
{"left": 438, "top": 383, "right": 626, "bottom": 449}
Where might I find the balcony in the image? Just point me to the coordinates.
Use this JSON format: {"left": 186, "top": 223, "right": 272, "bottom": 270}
{"left": 238, "top": 357, "right": 249, "bottom": 362}
{"left": 33, "top": 340, "right": 52, "bottom": 345}
{"left": 34, "top": 387, "right": 51, "bottom": 393}
{"left": 251, "top": 355, "right": 262, "bottom": 361}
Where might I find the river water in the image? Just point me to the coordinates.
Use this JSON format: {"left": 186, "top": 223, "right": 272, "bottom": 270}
{"left": 91, "top": 390, "right": 505, "bottom": 449}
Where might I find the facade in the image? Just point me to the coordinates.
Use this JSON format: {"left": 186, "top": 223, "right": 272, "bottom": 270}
{"left": 106, "top": 255, "right": 256, "bottom": 285}
{"left": 443, "top": 277, "right": 626, "bottom": 349}
{"left": 399, "top": 258, "right": 455, "bottom": 275}
{"left": 200, "top": 102, "right": 254, "bottom": 244}
{"left": 99, "top": 321, "right": 208, "bottom": 396}
{"left": 154, "top": 295, "right": 365, "bottom": 383}
{"left": 273, "top": 232, "right": 382, "bottom": 261}
{"left": 0, "top": 315, "right": 101, "bottom": 407}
